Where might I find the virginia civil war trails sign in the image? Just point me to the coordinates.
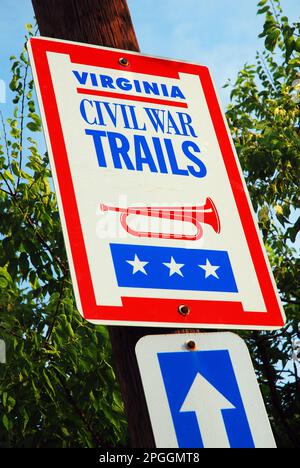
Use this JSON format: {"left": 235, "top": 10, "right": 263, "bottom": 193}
{"left": 28, "top": 37, "right": 285, "bottom": 329}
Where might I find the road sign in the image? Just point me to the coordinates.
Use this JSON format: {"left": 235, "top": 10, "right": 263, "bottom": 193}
{"left": 0, "top": 340, "right": 6, "bottom": 364}
{"left": 27, "top": 37, "right": 285, "bottom": 329}
{"left": 136, "top": 332, "right": 276, "bottom": 448}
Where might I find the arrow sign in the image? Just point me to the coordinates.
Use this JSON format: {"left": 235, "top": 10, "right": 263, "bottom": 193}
{"left": 180, "top": 372, "right": 235, "bottom": 448}
{"left": 136, "top": 333, "right": 277, "bottom": 448}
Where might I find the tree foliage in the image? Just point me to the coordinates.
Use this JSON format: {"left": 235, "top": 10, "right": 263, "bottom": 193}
{"left": 0, "top": 25, "right": 127, "bottom": 448}
{"left": 225, "top": 0, "right": 300, "bottom": 447}
{"left": 0, "top": 0, "right": 299, "bottom": 448}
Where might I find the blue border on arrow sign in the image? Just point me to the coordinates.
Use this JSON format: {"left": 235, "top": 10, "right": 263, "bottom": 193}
{"left": 157, "top": 349, "right": 255, "bottom": 448}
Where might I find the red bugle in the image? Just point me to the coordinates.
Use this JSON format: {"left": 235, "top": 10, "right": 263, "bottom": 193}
{"left": 100, "top": 197, "right": 221, "bottom": 241}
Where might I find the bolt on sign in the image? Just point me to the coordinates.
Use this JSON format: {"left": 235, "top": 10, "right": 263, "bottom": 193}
{"left": 28, "top": 38, "right": 285, "bottom": 329}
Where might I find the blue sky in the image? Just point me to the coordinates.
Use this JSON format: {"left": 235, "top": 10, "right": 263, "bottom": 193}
{"left": 0, "top": 0, "right": 299, "bottom": 107}
{"left": 128, "top": 0, "right": 299, "bottom": 101}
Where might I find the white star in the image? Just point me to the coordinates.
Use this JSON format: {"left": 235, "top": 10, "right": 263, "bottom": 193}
{"left": 163, "top": 257, "right": 184, "bottom": 277}
{"left": 199, "top": 259, "right": 220, "bottom": 279}
{"left": 127, "top": 254, "right": 148, "bottom": 275}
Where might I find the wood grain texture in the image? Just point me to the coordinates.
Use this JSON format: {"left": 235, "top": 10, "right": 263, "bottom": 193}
{"left": 32, "top": 0, "right": 140, "bottom": 51}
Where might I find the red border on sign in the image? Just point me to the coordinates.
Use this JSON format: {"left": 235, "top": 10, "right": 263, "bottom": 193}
{"left": 28, "top": 38, "right": 285, "bottom": 328}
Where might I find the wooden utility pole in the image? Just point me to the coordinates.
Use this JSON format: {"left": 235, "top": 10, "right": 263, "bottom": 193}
{"left": 31, "top": 0, "right": 140, "bottom": 52}
{"left": 31, "top": 0, "right": 165, "bottom": 448}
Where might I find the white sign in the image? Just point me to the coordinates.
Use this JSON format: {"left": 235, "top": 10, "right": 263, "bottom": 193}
{"left": 136, "top": 332, "right": 276, "bottom": 448}
{"left": 28, "top": 38, "right": 285, "bottom": 329}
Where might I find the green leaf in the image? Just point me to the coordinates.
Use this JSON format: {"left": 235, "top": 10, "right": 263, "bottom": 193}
{"left": 7, "top": 396, "right": 16, "bottom": 413}
{"left": 265, "top": 27, "right": 281, "bottom": 51}
{"left": 0, "top": 276, "right": 8, "bottom": 288}
{"left": 11, "top": 161, "right": 21, "bottom": 177}
{"left": 9, "top": 76, "right": 19, "bottom": 91}
{"left": 258, "top": 6, "right": 270, "bottom": 15}
{"left": 3, "top": 169, "right": 14, "bottom": 184}
{"left": 27, "top": 121, "right": 41, "bottom": 132}
{"left": 43, "top": 369, "right": 55, "bottom": 395}
{"left": 2, "top": 415, "right": 8, "bottom": 431}
{"left": 61, "top": 427, "right": 70, "bottom": 437}
{"left": 2, "top": 392, "right": 8, "bottom": 407}
{"left": 0, "top": 268, "right": 13, "bottom": 289}
{"left": 2, "top": 414, "right": 11, "bottom": 432}
{"left": 20, "top": 407, "right": 30, "bottom": 434}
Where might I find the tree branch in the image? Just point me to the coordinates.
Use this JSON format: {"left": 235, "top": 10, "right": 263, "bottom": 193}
{"left": 53, "top": 369, "right": 106, "bottom": 447}
{"left": 17, "top": 64, "right": 29, "bottom": 190}
{"left": 0, "top": 110, "right": 11, "bottom": 170}
{"left": 45, "top": 276, "right": 66, "bottom": 342}
{"left": 0, "top": 171, "right": 14, "bottom": 196}
{"left": 0, "top": 187, "right": 12, "bottom": 196}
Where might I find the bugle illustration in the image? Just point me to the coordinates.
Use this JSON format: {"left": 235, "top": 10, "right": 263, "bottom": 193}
{"left": 100, "top": 197, "right": 221, "bottom": 241}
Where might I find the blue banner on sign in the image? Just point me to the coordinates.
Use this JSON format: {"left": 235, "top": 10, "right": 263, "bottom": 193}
{"left": 110, "top": 244, "right": 238, "bottom": 293}
{"left": 158, "top": 350, "right": 255, "bottom": 449}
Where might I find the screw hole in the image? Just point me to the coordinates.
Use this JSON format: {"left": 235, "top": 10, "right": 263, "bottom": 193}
{"left": 178, "top": 304, "right": 190, "bottom": 316}
{"left": 186, "top": 340, "right": 196, "bottom": 351}
{"left": 119, "top": 57, "right": 129, "bottom": 67}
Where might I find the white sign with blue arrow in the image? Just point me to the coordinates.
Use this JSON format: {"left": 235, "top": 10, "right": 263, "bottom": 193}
{"left": 136, "top": 332, "right": 276, "bottom": 448}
